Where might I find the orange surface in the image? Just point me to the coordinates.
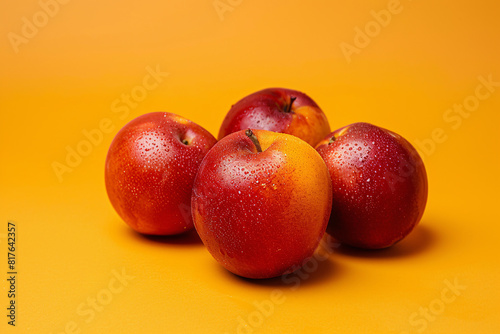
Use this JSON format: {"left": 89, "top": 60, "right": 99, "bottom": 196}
{"left": 1, "top": 0, "right": 499, "bottom": 333}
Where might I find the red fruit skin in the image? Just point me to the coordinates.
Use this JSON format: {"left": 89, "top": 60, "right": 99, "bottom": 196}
{"left": 192, "top": 130, "right": 332, "bottom": 279}
{"left": 218, "top": 88, "right": 331, "bottom": 147}
{"left": 316, "top": 123, "right": 428, "bottom": 249}
{"left": 105, "top": 112, "right": 217, "bottom": 235}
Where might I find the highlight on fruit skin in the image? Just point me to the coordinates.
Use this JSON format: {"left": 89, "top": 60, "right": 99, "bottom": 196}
{"left": 316, "top": 122, "right": 428, "bottom": 249}
{"left": 218, "top": 87, "right": 331, "bottom": 147}
{"left": 105, "top": 112, "right": 217, "bottom": 235}
{"left": 192, "top": 129, "right": 333, "bottom": 279}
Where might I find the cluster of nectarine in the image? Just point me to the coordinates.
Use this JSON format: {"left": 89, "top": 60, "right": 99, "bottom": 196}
{"left": 105, "top": 88, "right": 428, "bottom": 279}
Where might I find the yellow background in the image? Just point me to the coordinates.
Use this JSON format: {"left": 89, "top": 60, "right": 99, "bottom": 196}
{"left": 1, "top": 0, "right": 499, "bottom": 333}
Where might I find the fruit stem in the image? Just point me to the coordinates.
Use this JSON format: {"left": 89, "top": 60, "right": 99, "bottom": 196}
{"left": 245, "top": 129, "right": 262, "bottom": 153}
{"left": 284, "top": 96, "right": 297, "bottom": 113}
{"left": 328, "top": 136, "right": 336, "bottom": 145}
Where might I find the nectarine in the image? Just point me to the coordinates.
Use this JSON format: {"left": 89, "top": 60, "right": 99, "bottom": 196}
{"left": 316, "top": 123, "right": 428, "bottom": 249}
{"left": 192, "top": 129, "right": 332, "bottom": 278}
{"left": 105, "top": 112, "right": 217, "bottom": 235}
